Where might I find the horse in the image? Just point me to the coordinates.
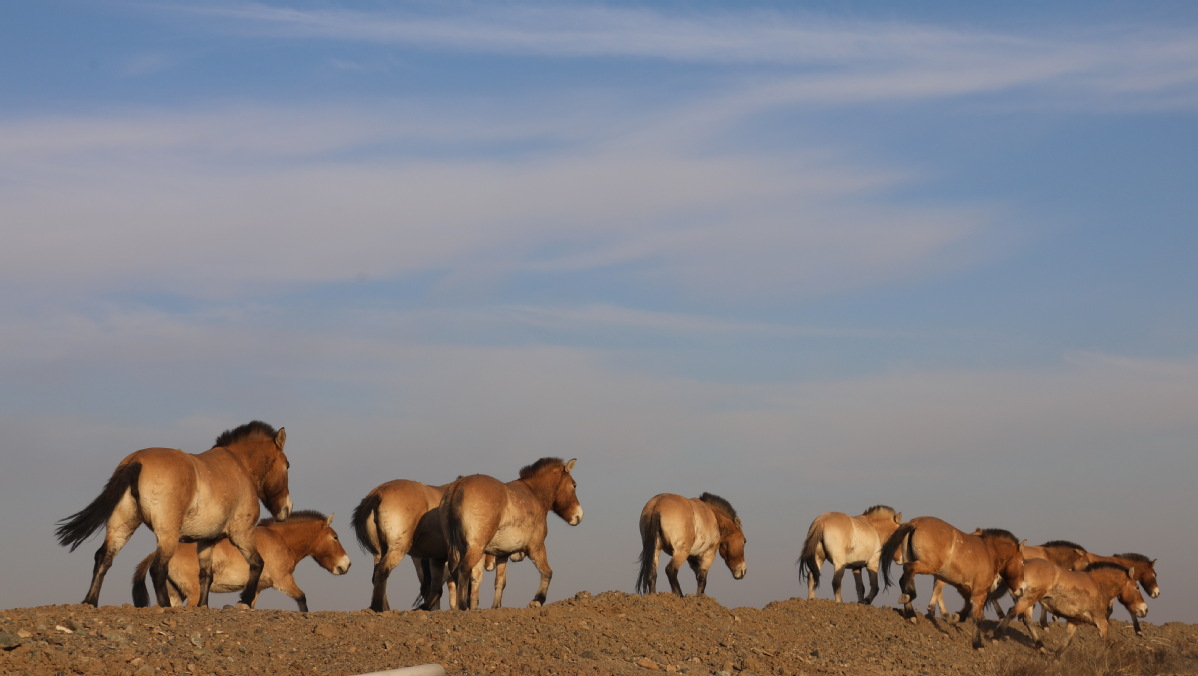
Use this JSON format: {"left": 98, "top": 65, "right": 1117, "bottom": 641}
{"left": 995, "top": 559, "right": 1147, "bottom": 654}
{"left": 1084, "top": 551, "right": 1159, "bottom": 635}
{"left": 798, "top": 505, "right": 901, "bottom": 604}
{"left": 927, "top": 538, "right": 1089, "bottom": 620}
{"left": 636, "top": 492, "right": 747, "bottom": 597}
{"left": 442, "top": 457, "right": 582, "bottom": 610}
{"left": 55, "top": 421, "right": 292, "bottom": 608}
{"left": 881, "top": 516, "right": 1025, "bottom": 649}
{"left": 130, "top": 510, "right": 349, "bottom": 612}
{"left": 352, "top": 479, "right": 522, "bottom": 611}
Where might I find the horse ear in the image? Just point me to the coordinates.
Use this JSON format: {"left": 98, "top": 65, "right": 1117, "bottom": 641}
{"left": 1019, "top": 539, "right": 1027, "bottom": 552}
{"left": 1151, "top": 558, "right": 1157, "bottom": 566}
{"left": 1128, "top": 566, "right": 1136, "bottom": 579}
{"left": 564, "top": 458, "right": 577, "bottom": 473}
{"left": 275, "top": 427, "right": 287, "bottom": 450}
{"left": 325, "top": 513, "right": 334, "bottom": 527}
{"left": 894, "top": 513, "right": 902, "bottom": 524}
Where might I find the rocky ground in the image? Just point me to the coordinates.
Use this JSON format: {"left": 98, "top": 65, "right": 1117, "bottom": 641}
{"left": 2, "top": 591, "right": 1196, "bottom": 675}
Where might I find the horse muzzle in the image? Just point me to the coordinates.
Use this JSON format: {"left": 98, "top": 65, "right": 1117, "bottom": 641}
{"left": 333, "top": 557, "right": 351, "bottom": 575}
{"left": 567, "top": 508, "right": 583, "bottom": 526}
{"left": 1150, "top": 588, "right": 1160, "bottom": 599}
{"left": 273, "top": 497, "right": 293, "bottom": 522}
{"left": 733, "top": 566, "right": 746, "bottom": 580}
{"left": 1135, "top": 603, "right": 1149, "bottom": 618}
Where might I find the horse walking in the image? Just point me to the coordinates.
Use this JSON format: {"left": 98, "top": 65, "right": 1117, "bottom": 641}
{"left": 352, "top": 479, "right": 521, "bottom": 611}
{"left": 131, "top": 511, "right": 349, "bottom": 612}
{"left": 995, "top": 559, "right": 1147, "bottom": 654}
{"left": 1084, "top": 550, "right": 1159, "bottom": 635}
{"left": 442, "top": 458, "right": 582, "bottom": 610}
{"left": 881, "top": 516, "right": 1025, "bottom": 649}
{"left": 56, "top": 421, "right": 292, "bottom": 608}
{"left": 636, "top": 493, "right": 747, "bottom": 597}
{"left": 798, "top": 505, "right": 901, "bottom": 604}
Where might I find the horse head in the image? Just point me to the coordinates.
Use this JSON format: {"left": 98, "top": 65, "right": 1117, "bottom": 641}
{"left": 719, "top": 528, "right": 747, "bottom": 580}
{"left": 980, "top": 529, "right": 1025, "bottom": 598}
{"left": 260, "top": 427, "right": 292, "bottom": 522}
{"left": 1119, "top": 553, "right": 1160, "bottom": 598}
{"left": 544, "top": 458, "right": 583, "bottom": 526}
{"left": 1119, "top": 566, "right": 1150, "bottom": 618}
{"left": 313, "top": 514, "right": 351, "bottom": 576}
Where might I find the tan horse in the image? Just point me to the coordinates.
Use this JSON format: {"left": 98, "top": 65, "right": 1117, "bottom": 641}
{"left": 995, "top": 559, "right": 1147, "bottom": 654}
{"left": 352, "top": 479, "right": 520, "bottom": 611}
{"left": 130, "top": 511, "right": 349, "bottom": 612}
{"left": 798, "top": 505, "right": 902, "bottom": 604}
{"left": 928, "top": 538, "right": 1089, "bottom": 620}
{"left": 442, "top": 457, "right": 583, "bottom": 610}
{"left": 636, "top": 493, "right": 747, "bottom": 597}
{"left": 881, "top": 516, "right": 1025, "bottom": 649}
{"left": 1084, "top": 551, "right": 1159, "bottom": 635}
{"left": 56, "top": 421, "right": 292, "bottom": 608}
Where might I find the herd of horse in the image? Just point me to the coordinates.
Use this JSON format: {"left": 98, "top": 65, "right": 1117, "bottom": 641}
{"left": 54, "top": 421, "right": 1157, "bottom": 656}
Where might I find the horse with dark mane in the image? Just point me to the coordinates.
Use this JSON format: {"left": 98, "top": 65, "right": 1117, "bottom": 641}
{"left": 56, "top": 421, "right": 292, "bottom": 608}
{"left": 798, "top": 505, "right": 902, "bottom": 604}
{"left": 636, "top": 492, "right": 746, "bottom": 597}
{"left": 881, "top": 516, "right": 1025, "bottom": 649}
{"left": 441, "top": 458, "right": 582, "bottom": 610}
{"left": 131, "top": 510, "right": 348, "bottom": 611}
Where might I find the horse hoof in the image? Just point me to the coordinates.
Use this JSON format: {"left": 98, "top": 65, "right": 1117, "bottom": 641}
{"left": 527, "top": 600, "right": 543, "bottom": 609}
{"left": 907, "top": 616, "right": 919, "bottom": 625}
{"left": 898, "top": 594, "right": 911, "bottom": 604}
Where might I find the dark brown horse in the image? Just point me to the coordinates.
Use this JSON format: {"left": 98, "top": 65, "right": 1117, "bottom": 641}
{"left": 55, "top": 421, "right": 292, "bottom": 608}
{"left": 881, "top": 516, "right": 1025, "bottom": 649}
{"left": 352, "top": 479, "right": 521, "bottom": 612}
{"left": 995, "top": 559, "right": 1147, "bottom": 654}
{"left": 1085, "top": 550, "right": 1159, "bottom": 635}
{"left": 798, "top": 505, "right": 901, "bottom": 604}
{"left": 131, "top": 510, "right": 349, "bottom": 612}
{"left": 442, "top": 458, "right": 582, "bottom": 610}
{"left": 636, "top": 492, "right": 746, "bottom": 597}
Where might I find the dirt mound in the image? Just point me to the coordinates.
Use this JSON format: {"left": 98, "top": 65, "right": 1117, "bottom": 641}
{"left": 2, "top": 592, "right": 1196, "bottom": 675}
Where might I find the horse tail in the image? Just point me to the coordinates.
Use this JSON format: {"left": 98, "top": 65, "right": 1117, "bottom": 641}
{"left": 881, "top": 522, "right": 916, "bottom": 589}
{"left": 635, "top": 509, "right": 661, "bottom": 595}
{"left": 55, "top": 461, "right": 141, "bottom": 552}
{"left": 797, "top": 517, "right": 824, "bottom": 588}
{"left": 131, "top": 552, "right": 154, "bottom": 607}
{"left": 414, "top": 557, "right": 435, "bottom": 610}
{"left": 350, "top": 491, "right": 382, "bottom": 555}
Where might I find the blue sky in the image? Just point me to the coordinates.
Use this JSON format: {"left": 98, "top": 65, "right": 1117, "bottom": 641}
{"left": 2, "top": 1, "right": 1196, "bottom": 624}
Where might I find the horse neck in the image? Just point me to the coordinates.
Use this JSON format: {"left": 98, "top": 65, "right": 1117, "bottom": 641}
{"left": 1088, "top": 568, "right": 1130, "bottom": 601}
{"left": 262, "top": 521, "right": 314, "bottom": 561}
{"left": 224, "top": 442, "right": 271, "bottom": 491}
{"left": 711, "top": 510, "right": 740, "bottom": 540}
{"left": 514, "top": 470, "right": 562, "bottom": 514}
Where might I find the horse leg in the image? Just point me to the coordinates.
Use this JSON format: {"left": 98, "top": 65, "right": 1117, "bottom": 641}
{"left": 852, "top": 567, "right": 867, "bottom": 603}
{"left": 690, "top": 551, "right": 715, "bottom": 596}
{"left": 225, "top": 530, "right": 265, "bottom": 609}
{"left": 994, "top": 595, "right": 1036, "bottom": 643}
{"left": 1053, "top": 623, "right": 1079, "bottom": 657}
{"left": 863, "top": 564, "right": 881, "bottom": 605}
{"left": 967, "top": 592, "right": 987, "bottom": 649}
{"left": 927, "top": 579, "right": 945, "bottom": 619}
{"left": 896, "top": 566, "right": 922, "bottom": 618}
{"left": 525, "top": 542, "right": 554, "bottom": 608}
{"left": 806, "top": 547, "right": 824, "bottom": 600}
{"left": 194, "top": 540, "right": 216, "bottom": 608}
{"left": 273, "top": 572, "right": 307, "bottom": 612}
{"left": 491, "top": 555, "right": 510, "bottom": 609}
{"left": 664, "top": 549, "right": 687, "bottom": 597}
{"left": 371, "top": 541, "right": 407, "bottom": 612}
{"left": 83, "top": 497, "right": 141, "bottom": 606}
{"left": 830, "top": 565, "right": 846, "bottom": 603}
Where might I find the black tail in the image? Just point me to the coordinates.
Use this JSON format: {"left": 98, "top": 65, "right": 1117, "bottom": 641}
{"left": 880, "top": 522, "right": 916, "bottom": 589}
{"left": 635, "top": 510, "right": 660, "bottom": 595}
{"left": 797, "top": 518, "right": 823, "bottom": 587}
{"left": 131, "top": 553, "right": 153, "bottom": 607}
{"left": 351, "top": 491, "right": 382, "bottom": 555}
{"left": 55, "top": 461, "right": 141, "bottom": 552}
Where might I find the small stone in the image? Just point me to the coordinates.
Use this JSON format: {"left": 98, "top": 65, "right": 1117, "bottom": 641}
{"left": 635, "top": 656, "right": 660, "bottom": 670}
{"left": 0, "top": 630, "right": 21, "bottom": 650}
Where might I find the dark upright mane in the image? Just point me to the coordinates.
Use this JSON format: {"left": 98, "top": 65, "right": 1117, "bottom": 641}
{"left": 258, "top": 509, "right": 327, "bottom": 527}
{"left": 1115, "top": 552, "right": 1154, "bottom": 565}
{"left": 979, "top": 528, "right": 1018, "bottom": 544}
{"left": 214, "top": 420, "right": 278, "bottom": 448}
{"left": 1042, "top": 539, "right": 1086, "bottom": 550}
{"left": 699, "top": 492, "right": 739, "bottom": 521}
{"left": 519, "top": 457, "right": 565, "bottom": 479}
{"left": 863, "top": 505, "right": 897, "bottom": 518}
{"left": 1087, "top": 561, "right": 1132, "bottom": 575}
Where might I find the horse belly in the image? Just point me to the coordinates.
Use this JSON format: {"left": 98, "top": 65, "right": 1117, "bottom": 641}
{"left": 486, "top": 527, "right": 527, "bottom": 555}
